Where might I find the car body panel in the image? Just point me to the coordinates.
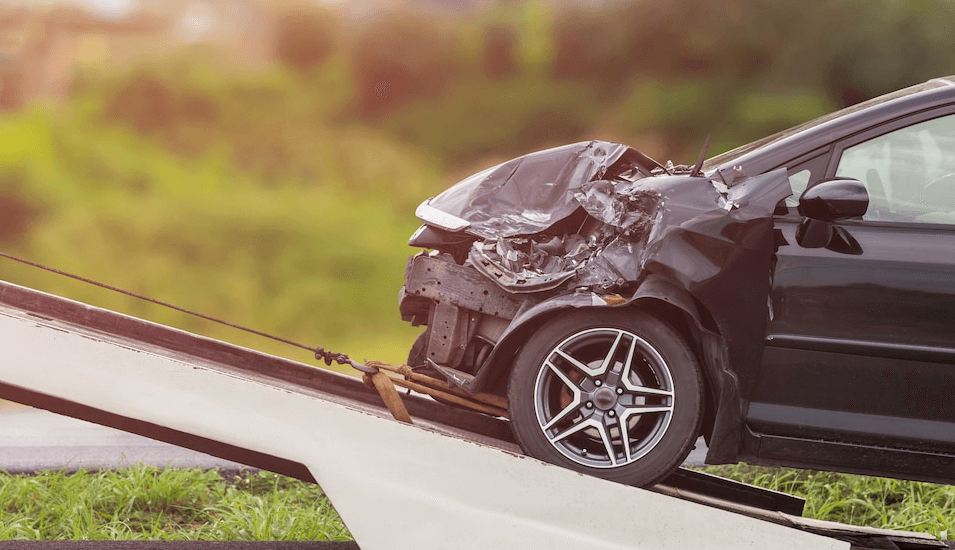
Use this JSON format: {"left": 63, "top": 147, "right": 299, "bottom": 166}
{"left": 742, "top": 80, "right": 955, "bottom": 480}
{"left": 756, "top": 220, "right": 955, "bottom": 451}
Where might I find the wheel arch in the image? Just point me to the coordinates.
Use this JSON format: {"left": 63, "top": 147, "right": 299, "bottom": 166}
{"left": 626, "top": 292, "right": 720, "bottom": 445}
{"left": 474, "top": 274, "right": 726, "bottom": 445}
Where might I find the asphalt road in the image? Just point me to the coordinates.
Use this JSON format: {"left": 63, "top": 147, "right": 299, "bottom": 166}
{"left": 0, "top": 402, "right": 248, "bottom": 473}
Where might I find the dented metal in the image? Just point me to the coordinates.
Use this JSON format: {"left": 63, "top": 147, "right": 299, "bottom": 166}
{"left": 424, "top": 140, "right": 661, "bottom": 240}
{"left": 401, "top": 138, "right": 793, "bottom": 400}
{"left": 446, "top": 162, "right": 786, "bottom": 290}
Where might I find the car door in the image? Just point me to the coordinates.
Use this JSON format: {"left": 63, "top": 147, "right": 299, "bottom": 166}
{"left": 748, "top": 108, "right": 955, "bottom": 454}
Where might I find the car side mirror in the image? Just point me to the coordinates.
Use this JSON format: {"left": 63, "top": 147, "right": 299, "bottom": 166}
{"left": 795, "top": 178, "right": 867, "bottom": 253}
{"left": 797, "top": 178, "right": 868, "bottom": 222}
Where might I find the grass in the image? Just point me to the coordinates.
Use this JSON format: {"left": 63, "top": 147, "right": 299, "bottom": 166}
{"left": 0, "top": 465, "right": 352, "bottom": 541}
{"left": 1, "top": 463, "right": 952, "bottom": 541}
{"left": 700, "top": 464, "right": 955, "bottom": 540}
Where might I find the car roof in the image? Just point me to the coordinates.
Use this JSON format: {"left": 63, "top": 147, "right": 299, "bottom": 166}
{"left": 707, "top": 77, "right": 955, "bottom": 175}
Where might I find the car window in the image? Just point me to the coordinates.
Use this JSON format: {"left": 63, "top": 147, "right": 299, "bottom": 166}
{"left": 835, "top": 113, "right": 955, "bottom": 224}
{"left": 784, "top": 153, "right": 830, "bottom": 209}
{"left": 786, "top": 170, "right": 811, "bottom": 208}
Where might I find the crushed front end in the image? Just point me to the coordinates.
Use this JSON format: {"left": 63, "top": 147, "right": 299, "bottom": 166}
{"left": 399, "top": 135, "right": 799, "bottom": 486}
{"left": 399, "top": 140, "right": 667, "bottom": 389}
{"left": 399, "top": 139, "right": 793, "bottom": 409}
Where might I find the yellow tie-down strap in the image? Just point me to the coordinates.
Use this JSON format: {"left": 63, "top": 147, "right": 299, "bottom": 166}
{"left": 358, "top": 361, "right": 508, "bottom": 424}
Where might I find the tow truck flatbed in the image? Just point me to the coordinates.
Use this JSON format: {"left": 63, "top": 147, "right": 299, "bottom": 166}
{"left": 0, "top": 279, "right": 946, "bottom": 550}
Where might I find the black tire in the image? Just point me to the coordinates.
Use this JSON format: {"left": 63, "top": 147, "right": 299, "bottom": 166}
{"left": 507, "top": 309, "right": 703, "bottom": 487}
{"left": 407, "top": 329, "right": 430, "bottom": 370}
{"left": 407, "top": 329, "right": 470, "bottom": 410}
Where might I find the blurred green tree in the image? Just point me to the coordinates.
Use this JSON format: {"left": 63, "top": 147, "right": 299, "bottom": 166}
{"left": 550, "top": 6, "right": 628, "bottom": 91}
{"left": 273, "top": 6, "right": 340, "bottom": 74}
{"left": 351, "top": 11, "right": 459, "bottom": 116}
{"left": 482, "top": 23, "right": 519, "bottom": 80}
{"left": 103, "top": 70, "right": 219, "bottom": 157}
{"left": 383, "top": 76, "right": 598, "bottom": 168}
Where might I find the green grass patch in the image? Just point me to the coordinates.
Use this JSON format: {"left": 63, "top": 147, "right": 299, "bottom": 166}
{"left": 0, "top": 466, "right": 351, "bottom": 541}
{"left": 3, "top": 463, "right": 953, "bottom": 541}
{"left": 701, "top": 464, "right": 955, "bottom": 539}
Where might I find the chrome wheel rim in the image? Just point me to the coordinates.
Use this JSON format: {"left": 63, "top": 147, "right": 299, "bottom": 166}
{"left": 533, "top": 327, "right": 674, "bottom": 469}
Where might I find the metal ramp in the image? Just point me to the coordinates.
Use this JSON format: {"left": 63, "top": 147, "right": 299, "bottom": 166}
{"left": 0, "top": 279, "right": 946, "bottom": 550}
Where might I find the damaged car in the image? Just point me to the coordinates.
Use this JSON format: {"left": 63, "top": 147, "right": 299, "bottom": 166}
{"left": 399, "top": 77, "right": 955, "bottom": 487}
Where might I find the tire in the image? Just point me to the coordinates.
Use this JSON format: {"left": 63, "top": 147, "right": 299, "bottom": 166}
{"left": 407, "top": 329, "right": 471, "bottom": 410}
{"left": 507, "top": 309, "right": 703, "bottom": 487}
{"left": 407, "top": 329, "right": 430, "bottom": 370}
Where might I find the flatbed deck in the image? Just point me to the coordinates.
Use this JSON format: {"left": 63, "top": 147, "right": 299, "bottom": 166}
{"left": 0, "top": 279, "right": 945, "bottom": 550}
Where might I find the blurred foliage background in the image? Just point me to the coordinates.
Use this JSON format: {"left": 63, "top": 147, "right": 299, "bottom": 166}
{"left": 0, "top": 0, "right": 953, "bottom": 367}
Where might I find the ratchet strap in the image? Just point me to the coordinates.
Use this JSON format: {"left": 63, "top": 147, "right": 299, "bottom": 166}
{"left": 355, "top": 360, "right": 508, "bottom": 423}
{"left": 361, "top": 370, "right": 413, "bottom": 424}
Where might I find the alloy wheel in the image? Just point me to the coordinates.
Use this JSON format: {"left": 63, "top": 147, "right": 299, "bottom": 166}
{"left": 533, "top": 327, "right": 674, "bottom": 469}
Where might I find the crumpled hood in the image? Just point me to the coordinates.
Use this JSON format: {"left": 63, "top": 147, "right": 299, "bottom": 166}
{"left": 466, "top": 167, "right": 793, "bottom": 292}
{"left": 419, "top": 140, "right": 794, "bottom": 297}
{"left": 423, "top": 141, "right": 659, "bottom": 239}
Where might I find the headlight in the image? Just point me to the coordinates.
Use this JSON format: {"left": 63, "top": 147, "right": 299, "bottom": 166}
{"left": 415, "top": 201, "right": 471, "bottom": 232}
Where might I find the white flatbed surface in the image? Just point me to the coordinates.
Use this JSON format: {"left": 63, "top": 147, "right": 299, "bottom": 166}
{"left": 0, "top": 286, "right": 847, "bottom": 550}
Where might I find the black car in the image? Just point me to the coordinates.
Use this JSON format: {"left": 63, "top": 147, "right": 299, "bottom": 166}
{"left": 398, "top": 77, "right": 955, "bottom": 487}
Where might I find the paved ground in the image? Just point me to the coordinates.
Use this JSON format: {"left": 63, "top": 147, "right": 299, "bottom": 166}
{"left": 0, "top": 402, "right": 248, "bottom": 473}
{"left": 685, "top": 436, "right": 708, "bottom": 466}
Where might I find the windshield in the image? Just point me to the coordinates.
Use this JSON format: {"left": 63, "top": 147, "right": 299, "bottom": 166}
{"left": 702, "top": 81, "right": 949, "bottom": 171}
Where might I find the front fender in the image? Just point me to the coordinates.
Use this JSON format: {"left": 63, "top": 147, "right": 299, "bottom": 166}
{"left": 464, "top": 273, "right": 744, "bottom": 464}
{"left": 467, "top": 273, "right": 712, "bottom": 393}
{"left": 461, "top": 291, "right": 614, "bottom": 394}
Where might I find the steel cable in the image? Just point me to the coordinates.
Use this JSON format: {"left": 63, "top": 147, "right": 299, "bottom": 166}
{"left": 0, "top": 250, "right": 359, "bottom": 367}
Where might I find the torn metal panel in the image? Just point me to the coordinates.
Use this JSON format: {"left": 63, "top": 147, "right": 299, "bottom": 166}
{"left": 423, "top": 140, "right": 660, "bottom": 240}
{"left": 401, "top": 253, "right": 522, "bottom": 320}
{"left": 469, "top": 239, "right": 579, "bottom": 293}
{"left": 461, "top": 165, "right": 791, "bottom": 298}
{"left": 573, "top": 179, "right": 662, "bottom": 231}
{"left": 640, "top": 168, "right": 792, "bottom": 288}
{"left": 463, "top": 178, "right": 663, "bottom": 293}
{"left": 400, "top": 253, "right": 526, "bottom": 375}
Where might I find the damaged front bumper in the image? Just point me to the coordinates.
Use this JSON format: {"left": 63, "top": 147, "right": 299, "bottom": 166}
{"left": 399, "top": 253, "right": 523, "bottom": 385}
